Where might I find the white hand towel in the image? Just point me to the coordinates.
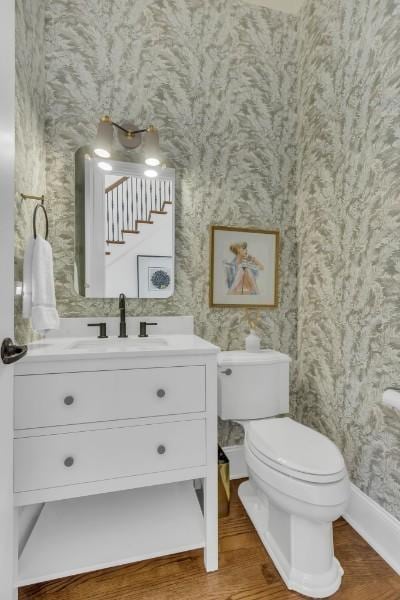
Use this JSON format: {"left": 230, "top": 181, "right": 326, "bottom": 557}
{"left": 30, "top": 235, "right": 60, "bottom": 333}
{"left": 22, "top": 237, "right": 35, "bottom": 318}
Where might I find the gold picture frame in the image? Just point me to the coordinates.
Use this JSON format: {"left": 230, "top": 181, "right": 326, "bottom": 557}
{"left": 209, "top": 225, "right": 280, "bottom": 308}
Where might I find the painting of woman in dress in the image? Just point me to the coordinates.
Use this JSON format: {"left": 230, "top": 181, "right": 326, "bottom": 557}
{"left": 224, "top": 242, "right": 264, "bottom": 295}
{"left": 210, "top": 226, "right": 279, "bottom": 308}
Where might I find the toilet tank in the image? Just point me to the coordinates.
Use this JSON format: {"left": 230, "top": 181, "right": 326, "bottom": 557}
{"left": 217, "top": 350, "right": 290, "bottom": 420}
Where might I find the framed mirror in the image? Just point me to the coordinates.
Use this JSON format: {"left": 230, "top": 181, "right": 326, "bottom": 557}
{"left": 75, "top": 148, "right": 175, "bottom": 298}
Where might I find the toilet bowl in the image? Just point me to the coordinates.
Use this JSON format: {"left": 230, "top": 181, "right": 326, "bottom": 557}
{"left": 242, "top": 417, "right": 349, "bottom": 598}
{"left": 218, "top": 351, "right": 350, "bottom": 598}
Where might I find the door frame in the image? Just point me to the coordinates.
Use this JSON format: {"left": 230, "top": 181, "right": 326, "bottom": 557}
{"left": 0, "top": 0, "right": 16, "bottom": 597}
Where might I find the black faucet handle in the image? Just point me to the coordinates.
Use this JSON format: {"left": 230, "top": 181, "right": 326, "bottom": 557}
{"left": 138, "top": 321, "right": 158, "bottom": 338}
{"left": 87, "top": 323, "right": 108, "bottom": 338}
{"left": 119, "top": 293, "right": 126, "bottom": 308}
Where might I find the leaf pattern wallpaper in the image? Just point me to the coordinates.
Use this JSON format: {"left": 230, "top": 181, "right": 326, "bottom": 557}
{"left": 15, "top": 0, "right": 298, "bottom": 447}
{"left": 295, "top": 0, "right": 400, "bottom": 520}
{"left": 14, "top": 0, "right": 400, "bottom": 520}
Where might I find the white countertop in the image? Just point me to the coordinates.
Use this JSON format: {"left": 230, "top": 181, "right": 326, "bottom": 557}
{"left": 16, "top": 334, "right": 219, "bottom": 368}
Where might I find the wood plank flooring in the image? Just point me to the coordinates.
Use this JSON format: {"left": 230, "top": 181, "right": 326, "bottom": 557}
{"left": 19, "top": 480, "right": 400, "bottom": 600}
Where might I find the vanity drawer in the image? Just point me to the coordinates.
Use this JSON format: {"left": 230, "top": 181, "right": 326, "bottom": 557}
{"left": 14, "top": 366, "right": 205, "bottom": 429}
{"left": 14, "top": 419, "right": 206, "bottom": 492}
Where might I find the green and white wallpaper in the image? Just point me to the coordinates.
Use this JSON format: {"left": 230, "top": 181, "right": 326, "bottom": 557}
{"left": 295, "top": 0, "right": 400, "bottom": 520}
{"left": 15, "top": 0, "right": 298, "bottom": 447}
{"left": 15, "top": 0, "right": 400, "bottom": 520}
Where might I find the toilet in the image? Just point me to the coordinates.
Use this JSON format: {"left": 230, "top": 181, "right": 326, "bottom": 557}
{"left": 218, "top": 350, "right": 350, "bottom": 599}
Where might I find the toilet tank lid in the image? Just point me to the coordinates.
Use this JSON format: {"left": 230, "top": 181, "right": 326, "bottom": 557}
{"left": 218, "top": 350, "right": 291, "bottom": 367}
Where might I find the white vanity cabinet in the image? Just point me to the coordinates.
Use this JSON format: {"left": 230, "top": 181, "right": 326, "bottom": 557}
{"left": 13, "top": 333, "right": 218, "bottom": 587}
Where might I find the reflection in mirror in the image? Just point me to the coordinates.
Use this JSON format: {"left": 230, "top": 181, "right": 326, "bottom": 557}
{"left": 75, "top": 148, "right": 174, "bottom": 299}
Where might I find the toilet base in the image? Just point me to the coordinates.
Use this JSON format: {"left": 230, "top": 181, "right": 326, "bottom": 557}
{"left": 238, "top": 480, "right": 344, "bottom": 598}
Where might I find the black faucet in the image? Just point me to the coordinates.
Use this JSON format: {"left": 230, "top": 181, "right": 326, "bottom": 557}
{"left": 139, "top": 321, "right": 158, "bottom": 338}
{"left": 118, "top": 293, "right": 128, "bottom": 338}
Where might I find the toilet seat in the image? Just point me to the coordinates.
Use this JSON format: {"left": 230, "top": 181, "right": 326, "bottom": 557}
{"left": 246, "top": 417, "right": 346, "bottom": 484}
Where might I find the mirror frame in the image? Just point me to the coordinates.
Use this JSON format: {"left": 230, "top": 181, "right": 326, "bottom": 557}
{"left": 75, "top": 147, "right": 175, "bottom": 298}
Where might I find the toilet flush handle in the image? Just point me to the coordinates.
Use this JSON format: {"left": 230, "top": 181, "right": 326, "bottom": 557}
{"left": 221, "top": 368, "right": 232, "bottom": 376}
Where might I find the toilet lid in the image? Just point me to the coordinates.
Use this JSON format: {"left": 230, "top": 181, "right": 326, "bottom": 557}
{"left": 247, "top": 418, "right": 345, "bottom": 479}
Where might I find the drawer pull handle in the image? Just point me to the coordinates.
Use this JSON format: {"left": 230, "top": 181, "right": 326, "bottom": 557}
{"left": 64, "top": 395, "right": 74, "bottom": 406}
{"left": 157, "top": 389, "right": 166, "bottom": 398}
{"left": 157, "top": 444, "right": 166, "bottom": 455}
{"left": 64, "top": 456, "right": 74, "bottom": 467}
{"left": 221, "top": 368, "right": 232, "bottom": 376}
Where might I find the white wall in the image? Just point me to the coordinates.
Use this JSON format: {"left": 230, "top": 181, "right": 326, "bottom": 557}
{"left": 105, "top": 208, "right": 173, "bottom": 297}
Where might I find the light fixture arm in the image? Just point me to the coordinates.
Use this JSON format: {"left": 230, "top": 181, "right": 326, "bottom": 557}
{"left": 94, "top": 116, "right": 160, "bottom": 166}
{"left": 111, "top": 122, "right": 148, "bottom": 136}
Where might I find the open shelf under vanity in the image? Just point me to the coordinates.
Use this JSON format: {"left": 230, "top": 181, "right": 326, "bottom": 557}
{"left": 18, "top": 480, "right": 205, "bottom": 586}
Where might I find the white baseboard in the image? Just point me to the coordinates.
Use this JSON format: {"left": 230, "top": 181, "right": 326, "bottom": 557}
{"left": 223, "top": 445, "right": 400, "bottom": 575}
{"left": 343, "top": 483, "right": 400, "bottom": 575}
{"left": 222, "top": 445, "right": 248, "bottom": 479}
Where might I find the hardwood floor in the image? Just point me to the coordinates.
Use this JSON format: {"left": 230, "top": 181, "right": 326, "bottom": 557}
{"left": 19, "top": 480, "right": 400, "bottom": 600}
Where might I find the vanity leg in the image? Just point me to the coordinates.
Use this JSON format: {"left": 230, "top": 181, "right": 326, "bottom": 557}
{"left": 203, "top": 355, "right": 218, "bottom": 572}
{"left": 13, "top": 506, "right": 19, "bottom": 600}
{"left": 203, "top": 468, "right": 218, "bottom": 572}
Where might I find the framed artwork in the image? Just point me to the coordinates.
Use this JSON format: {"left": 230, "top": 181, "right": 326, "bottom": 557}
{"left": 137, "top": 255, "right": 174, "bottom": 298}
{"left": 209, "top": 225, "right": 279, "bottom": 308}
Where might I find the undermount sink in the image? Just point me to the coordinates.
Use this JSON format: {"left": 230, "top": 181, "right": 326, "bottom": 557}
{"left": 69, "top": 337, "right": 169, "bottom": 351}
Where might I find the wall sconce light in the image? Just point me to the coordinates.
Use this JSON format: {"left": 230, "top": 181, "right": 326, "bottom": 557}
{"left": 142, "top": 126, "right": 160, "bottom": 166}
{"left": 94, "top": 116, "right": 161, "bottom": 169}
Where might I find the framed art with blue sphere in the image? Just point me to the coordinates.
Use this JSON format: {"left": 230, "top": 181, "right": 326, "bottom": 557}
{"left": 137, "top": 255, "right": 174, "bottom": 298}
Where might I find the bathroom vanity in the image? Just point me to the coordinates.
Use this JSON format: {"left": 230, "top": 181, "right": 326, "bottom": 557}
{"left": 13, "top": 318, "right": 218, "bottom": 587}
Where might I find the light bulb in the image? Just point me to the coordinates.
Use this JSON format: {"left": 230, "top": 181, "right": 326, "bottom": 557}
{"left": 98, "top": 161, "right": 113, "bottom": 171}
{"left": 145, "top": 157, "right": 161, "bottom": 167}
{"left": 94, "top": 148, "right": 111, "bottom": 158}
{"left": 144, "top": 168, "right": 158, "bottom": 178}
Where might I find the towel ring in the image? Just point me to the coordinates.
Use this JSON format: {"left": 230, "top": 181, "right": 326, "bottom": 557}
{"left": 33, "top": 203, "right": 49, "bottom": 240}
